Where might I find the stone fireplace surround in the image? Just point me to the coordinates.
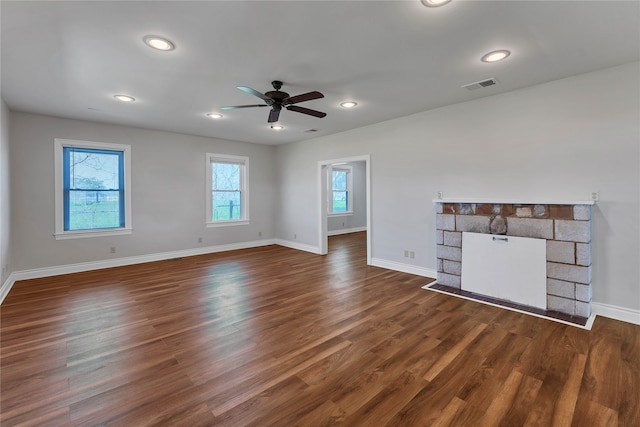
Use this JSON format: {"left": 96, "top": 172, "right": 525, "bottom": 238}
{"left": 434, "top": 199, "right": 593, "bottom": 319}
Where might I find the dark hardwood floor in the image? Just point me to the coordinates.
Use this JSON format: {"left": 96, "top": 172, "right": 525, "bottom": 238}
{"left": 1, "top": 232, "right": 638, "bottom": 426}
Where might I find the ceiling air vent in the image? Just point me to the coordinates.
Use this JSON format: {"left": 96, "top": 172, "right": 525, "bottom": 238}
{"left": 304, "top": 129, "right": 319, "bottom": 133}
{"left": 462, "top": 78, "right": 498, "bottom": 91}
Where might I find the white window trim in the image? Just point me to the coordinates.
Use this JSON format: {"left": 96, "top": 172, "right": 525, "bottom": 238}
{"left": 328, "top": 165, "right": 353, "bottom": 216}
{"left": 206, "top": 153, "right": 250, "bottom": 227}
{"left": 54, "top": 138, "right": 132, "bottom": 240}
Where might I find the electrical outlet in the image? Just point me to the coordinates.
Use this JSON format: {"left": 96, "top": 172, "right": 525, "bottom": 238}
{"left": 294, "top": 233, "right": 297, "bottom": 239}
{"left": 437, "top": 191, "right": 444, "bottom": 200}
{"left": 198, "top": 237, "right": 203, "bottom": 243}
{"left": 110, "top": 247, "right": 116, "bottom": 254}
{"left": 590, "top": 191, "right": 599, "bottom": 202}
{"left": 258, "top": 231, "right": 262, "bottom": 237}
{"left": 410, "top": 251, "right": 415, "bottom": 259}
{"left": 404, "top": 250, "right": 409, "bottom": 257}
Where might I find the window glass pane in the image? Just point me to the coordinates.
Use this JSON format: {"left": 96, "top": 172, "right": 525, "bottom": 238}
{"left": 212, "top": 163, "right": 240, "bottom": 191}
{"left": 332, "top": 170, "right": 347, "bottom": 191}
{"left": 210, "top": 159, "right": 244, "bottom": 222}
{"left": 212, "top": 191, "right": 241, "bottom": 220}
{"left": 64, "top": 147, "right": 124, "bottom": 231}
{"left": 333, "top": 190, "right": 348, "bottom": 212}
{"left": 68, "top": 190, "right": 122, "bottom": 230}
{"left": 69, "top": 149, "right": 120, "bottom": 190}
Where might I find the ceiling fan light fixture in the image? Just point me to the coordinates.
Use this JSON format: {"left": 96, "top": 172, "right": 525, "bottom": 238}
{"left": 340, "top": 101, "right": 358, "bottom": 108}
{"left": 114, "top": 94, "right": 135, "bottom": 102}
{"left": 421, "top": 0, "right": 452, "bottom": 7}
{"left": 206, "top": 113, "right": 223, "bottom": 119}
{"left": 481, "top": 49, "right": 511, "bottom": 63}
{"left": 143, "top": 35, "right": 175, "bottom": 51}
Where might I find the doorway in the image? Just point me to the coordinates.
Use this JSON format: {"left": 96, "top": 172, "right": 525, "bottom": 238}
{"left": 318, "top": 155, "right": 371, "bottom": 264}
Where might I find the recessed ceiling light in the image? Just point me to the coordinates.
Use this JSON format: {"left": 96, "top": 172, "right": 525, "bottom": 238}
{"left": 143, "top": 35, "right": 175, "bottom": 51}
{"left": 206, "top": 113, "right": 223, "bottom": 119}
{"left": 340, "top": 101, "right": 358, "bottom": 108}
{"left": 481, "top": 50, "right": 511, "bottom": 63}
{"left": 114, "top": 94, "right": 135, "bottom": 102}
{"left": 270, "top": 124, "right": 284, "bottom": 130}
{"left": 421, "top": 0, "right": 452, "bottom": 7}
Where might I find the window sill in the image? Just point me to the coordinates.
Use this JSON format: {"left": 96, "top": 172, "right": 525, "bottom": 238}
{"left": 54, "top": 228, "right": 133, "bottom": 240}
{"left": 206, "top": 220, "right": 250, "bottom": 228}
{"left": 328, "top": 212, "right": 353, "bottom": 217}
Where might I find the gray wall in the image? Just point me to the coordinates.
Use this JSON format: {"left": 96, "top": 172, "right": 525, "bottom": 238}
{"left": 327, "top": 161, "right": 367, "bottom": 234}
{"left": 9, "top": 113, "right": 277, "bottom": 271}
{"left": 1, "top": 99, "right": 10, "bottom": 285}
{"left": 276, "top": 62, "right": 640, "bottom": 312}
{"left": 5, "top": 62, "right": 639, "bottom": 315}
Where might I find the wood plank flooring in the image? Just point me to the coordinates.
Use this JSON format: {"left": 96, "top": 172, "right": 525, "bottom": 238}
{"left": 1, "top": 232, "right": 638, "bottom": 426}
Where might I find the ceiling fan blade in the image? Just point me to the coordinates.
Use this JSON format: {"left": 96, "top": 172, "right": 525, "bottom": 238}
{"left": 237, "top": 86, "right": 272, "bottom": 103}
{"left": 220, "top": 104, "right": 267, "bottom": 110}
{"left": 285, "top": 91, "right": 324, "bottom": 104}
{"left": 286, "top": 105, "right": 327, "bottom": 118}
{"left": 268, "top": 108, "right": 281, "bottom": 123}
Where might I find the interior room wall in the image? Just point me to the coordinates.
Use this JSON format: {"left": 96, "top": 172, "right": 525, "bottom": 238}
{"left": 327, "top": 161, "right": 367, "bottom": 234}
{"left": 275, "top": 62, "right": 640, "bottom": 313}
{"left": 9, "top": 113, "right": 277, "bottom": 272}
{"left": 1, "top": 98, "right": 11, "bottom": 286}
{"left": 6, "top": 63, "right": 639, "bottom": 318}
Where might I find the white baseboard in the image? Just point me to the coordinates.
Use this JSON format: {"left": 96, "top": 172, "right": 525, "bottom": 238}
{"left": 327, "top": 226, "right": 367, "bottom": 237}
{"left": 274, "top": 239, "right": 322, "bottom": 255}
{"left": 592, "top": 302, "right": 640, "bottom": 326}
{"left": 370, "top": 257, "right": 437, "bottom": 278}
{"left": 0, "top": 239, "right": 277, "bottom": 305}
{"left": 0, "top": 272, "right": 17, "bottom": 305}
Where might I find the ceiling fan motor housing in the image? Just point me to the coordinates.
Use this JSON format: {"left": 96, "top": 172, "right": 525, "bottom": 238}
{"left": 265, "top": 81, "right": 289, "bottom": 108}
{"left": 265, "top": 91, "right": 289, "bottom": 104}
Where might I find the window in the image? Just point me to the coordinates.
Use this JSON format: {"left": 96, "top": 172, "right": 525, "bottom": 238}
{"left": 329, "top": 165, "right": 353, "bottom": 215}
{"left": 54, "top": 139, "right": 132, "bottom": 239}
{"left": 206, "top": 153, "right": 249, "bottom": 226}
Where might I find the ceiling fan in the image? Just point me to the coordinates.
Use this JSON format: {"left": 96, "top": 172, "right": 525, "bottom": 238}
{"left": 221, "top": 80, "right": 327, "bottom": 123}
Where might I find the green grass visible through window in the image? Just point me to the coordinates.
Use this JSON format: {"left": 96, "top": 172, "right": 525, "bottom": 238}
{"left": 333, "top": 200, "right": 347, "bottom": 212}
{"left": 68, "top": 200, "right": 121, "bottom": 230}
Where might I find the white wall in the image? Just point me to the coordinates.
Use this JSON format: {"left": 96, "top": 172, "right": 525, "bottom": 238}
{"left": 6, "top": 63, "right": 639, "bottom": 317}
{"left": 327, "top": 161, "right": 367, "bottom": 234}
{"left": 1, "top": 98, "right": 11, "bottom": 286}
{"left": 9, "top": 113, "right": 277, "bottom": 271}
{"left": 276, "top": 62, "right": 640, "bottom": 313}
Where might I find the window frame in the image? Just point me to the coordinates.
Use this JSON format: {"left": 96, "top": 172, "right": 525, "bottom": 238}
{"left": 328, "top": 165, "right": 353, "bottom": 216}
{"left": 54, "top": 138, "right": 132, "bottom": 240}
{"left": 206, "top": 153, "right": 250, "bottom": 227}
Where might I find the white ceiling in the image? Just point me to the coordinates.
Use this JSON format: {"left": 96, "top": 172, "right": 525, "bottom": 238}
{"left": 2, "top": 1, "right": 639, "bottom": 146}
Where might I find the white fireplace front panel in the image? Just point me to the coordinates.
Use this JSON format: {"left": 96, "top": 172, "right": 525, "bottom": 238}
{"left": 461, "top": 232, "right": 547, "bottom": 310}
